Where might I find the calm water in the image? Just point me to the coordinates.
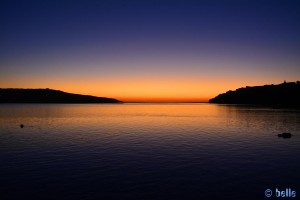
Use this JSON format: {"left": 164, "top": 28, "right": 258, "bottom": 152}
{"left": 1, "top": 104, "right": 300, "bottom": 200}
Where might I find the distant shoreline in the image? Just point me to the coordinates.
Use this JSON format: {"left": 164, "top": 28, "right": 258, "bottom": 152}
{"left": 0, "top": 88, "right": 122, "bottom": 104}
{"left": 209, "top": 81, "right": 300, "bottom": 108}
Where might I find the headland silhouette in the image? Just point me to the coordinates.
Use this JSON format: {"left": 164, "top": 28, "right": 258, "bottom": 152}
{"left": 0, "top": 88, "right": 122, "bottom": 103}
{"left": 209, "top": 81, "right": 300, "bottom": 107}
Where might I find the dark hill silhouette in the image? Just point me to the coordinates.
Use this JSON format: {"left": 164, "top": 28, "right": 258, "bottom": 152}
{"left": 0, "top": 88, "right": 122, "bottom": 103}
{"left": 209, "top": 81, "right": 300, "bottom": 107}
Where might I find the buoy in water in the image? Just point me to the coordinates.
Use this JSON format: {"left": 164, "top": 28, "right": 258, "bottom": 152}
{"left": 20, "top": 124, "right": 24, "bottom": 128}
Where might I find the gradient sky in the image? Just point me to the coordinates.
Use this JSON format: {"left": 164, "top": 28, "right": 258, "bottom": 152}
{"left": 1, "top": 0, "right": 300, "bottom": 102}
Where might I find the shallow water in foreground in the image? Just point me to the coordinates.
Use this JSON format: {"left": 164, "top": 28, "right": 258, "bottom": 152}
{"left": 0, "top": 103, "right": 300, "bottom": 199}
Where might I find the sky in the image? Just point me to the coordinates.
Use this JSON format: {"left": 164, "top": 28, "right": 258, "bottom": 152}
{"left": 1, "top": 0, "right": 300, "bottom": 102}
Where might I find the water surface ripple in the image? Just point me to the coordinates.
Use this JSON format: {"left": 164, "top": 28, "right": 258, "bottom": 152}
{"left": 1, "top": 104, "right": 299, "bottom": 199}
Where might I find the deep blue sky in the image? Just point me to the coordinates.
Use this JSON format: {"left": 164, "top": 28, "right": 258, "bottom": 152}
{"left": 1, "top": 0, "right": 300, "bottom": 101}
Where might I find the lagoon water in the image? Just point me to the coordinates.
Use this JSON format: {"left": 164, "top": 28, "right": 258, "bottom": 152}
{"left": 1, "top": 103, "right": 300, "bottom": 199}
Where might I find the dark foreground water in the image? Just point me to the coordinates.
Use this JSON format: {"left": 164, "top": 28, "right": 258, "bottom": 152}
{"left": 0, "top": 104, "right": 299, "bottom": 200}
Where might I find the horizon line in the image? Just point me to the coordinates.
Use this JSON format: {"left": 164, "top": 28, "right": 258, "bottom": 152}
{"left": 122, "top": 101, "right": 209, "bottom": 103}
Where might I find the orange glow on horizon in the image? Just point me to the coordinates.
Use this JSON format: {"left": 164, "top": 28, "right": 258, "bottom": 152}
{"left": 1, "top": 71, "right": 295, "bottom": 103}
{"left": 114, "top": 97, "right": 209, "bottom": 103}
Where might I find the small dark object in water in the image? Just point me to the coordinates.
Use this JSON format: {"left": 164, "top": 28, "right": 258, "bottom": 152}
{"left": 273, "top": 105, "right": 281, "bottom": 109}
{"left": 278, "top": 132, "right": 292, "bottom": 138}
{"left": 20, "top": 124, "right": 24, "bottom": 128}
